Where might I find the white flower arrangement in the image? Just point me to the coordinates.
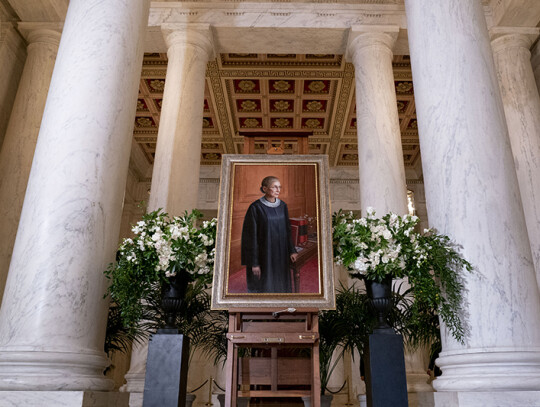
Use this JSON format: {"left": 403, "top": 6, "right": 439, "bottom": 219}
{"left": 117, "top": 210, "right": 216, "bottom": 279}
{"left": 105, "top": 209, "right": 217, "bottom": 330}
{"left": 333, "top": 207, "right": 420, "bottom": 281}
{"left": 332, "top": 208, "right": 473, "bottom": 342}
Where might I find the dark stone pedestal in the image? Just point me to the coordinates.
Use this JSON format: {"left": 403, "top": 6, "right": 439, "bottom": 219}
{"left": 364, "top": 331, "right": 408, "bottom": 407}
{"left": 142, "top": 330, "right": 190, "bottom": 407}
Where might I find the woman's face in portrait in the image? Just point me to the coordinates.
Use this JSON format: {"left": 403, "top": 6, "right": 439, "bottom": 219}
{"left": 263, "top": 180, "right": 281, "bottom": 201}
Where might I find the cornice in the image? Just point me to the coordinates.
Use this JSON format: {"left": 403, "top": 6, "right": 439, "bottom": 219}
{"left": 148, "top": 2, "right": 407, "bottom": 31}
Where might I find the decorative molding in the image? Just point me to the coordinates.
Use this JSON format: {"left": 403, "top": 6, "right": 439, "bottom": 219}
{"left": 207, "top": 60, "right": 236, "bottom": 153}
{"left": 200, "top": 177, "right": 220, "bottom": 184}
{"left": 328, "top": 63, "right": 354, "bottom": 165}
{"left": 330, "top": 179, "right": 359, "bottom": 184}
{"left": 217, "top": 69, "right": 345, "bottom": 78}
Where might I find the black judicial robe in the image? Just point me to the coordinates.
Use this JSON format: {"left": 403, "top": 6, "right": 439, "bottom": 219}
{"left": 241, "top": 198, "right": 297, "bottom": 293}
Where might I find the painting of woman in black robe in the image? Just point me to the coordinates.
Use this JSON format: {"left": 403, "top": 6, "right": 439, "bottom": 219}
{"left": 240, "top": 176, "right": 298, "bottom": 293}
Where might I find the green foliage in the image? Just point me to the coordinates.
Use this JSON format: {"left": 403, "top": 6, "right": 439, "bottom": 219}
{"left": 318, "top": 282, "right": 442, "bottom": 394}
{"left": 332, "top": 209, "right": 472, "bottom": 344}
{"left": 190, "top": 309, "right": 230, "bottom": 366}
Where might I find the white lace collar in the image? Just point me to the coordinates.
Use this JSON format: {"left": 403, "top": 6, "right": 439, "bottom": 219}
{"left": 259, "top": 196, "right": 281, "bottom": 208}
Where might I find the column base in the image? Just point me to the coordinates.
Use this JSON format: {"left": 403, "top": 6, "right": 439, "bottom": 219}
{"left": 407, "top": 373, "right": 434, "bottom": 392}
{"left": 119, "top": 372, "right": 145, "bottom": 393}
{"left": 0, "top": 391, "right": 129, "bottom": 407}
{"left": 416, "top": 391, "right": 540, "bottom": 407}
{"left": 0, "top": 349, "right": 114, "bottom": 391}
{"left": 125, "top": 392, "right": 143, "bottom": 407}
{"left": 433, "top": 348, "right": 540, "bottom": 391}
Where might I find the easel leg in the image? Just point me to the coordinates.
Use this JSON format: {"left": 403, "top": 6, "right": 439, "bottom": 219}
{"left": 225, "top": 340, "right": 238, "bottom": 407}
{"left": 312, "top": 342, "right": 321, "bottom": 407}
{"left": 231, "top": 345, "right": 239, "bottom": 407}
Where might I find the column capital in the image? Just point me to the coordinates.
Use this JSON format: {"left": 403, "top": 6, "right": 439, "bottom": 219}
{"left": 490, "top": 26, "right": 540, "bottom": 54}
{"left": 345, "top": 25, "right": 399, "bottom": 62}
{"left": 17, "top": 22, "right": 63, "bottom": 47}
{"left": 161, "top": 23, "right": 215, "bottom": 60}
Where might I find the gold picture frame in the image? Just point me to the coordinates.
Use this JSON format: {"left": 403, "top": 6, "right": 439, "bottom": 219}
{"left": 211, "top": 154, "right": 335, "bottom": 310}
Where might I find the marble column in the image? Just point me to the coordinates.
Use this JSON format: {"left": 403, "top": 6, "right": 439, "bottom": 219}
{"left": 405, "top": 0, "right": 540, "bottom": 398}
{"left": 0, "top": 0, "right": 150, "bottom": 394}
{"left": 0, "top": 23, "right": 26, "bottom": 149}
{"left": 0, "top": 24, "right": 61, "bottom": 303}
{"left": 148, "top": 23, "right": 215, "bottom": 215}
{"left": 347, "top": 25, "right": 408, "bottom": 216}
{"left": 491, "top": 28, "right": 540, "bottom": 288}
{"left": 346, "top": 26, "right": 431, "bottom": 398}
{"left": 531, "top": 40, "right": 540, "bottom": 96}
{"left": 122, "top": 24, "right": 215, "bottom": 404}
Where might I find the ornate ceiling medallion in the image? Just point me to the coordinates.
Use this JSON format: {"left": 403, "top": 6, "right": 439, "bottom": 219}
{"left": 307, "top": 80, "right": 326, "bottom": 92}
{"left": 203, "top": 118, "right": 213, "bottom": 128}
{"left": 202, "top": 152, "right": 221, "bottom": 160}
{"left": 273, "top": 100, "right": 291, "bottom": 111}
{"left": 395, "top": 81, "right": 414, "bottom": 94}
{"left": 240, "top": 100, "right": 258, "bottom": 111}
{"left": 236, "top": 80, "right": 258, "bottom": 93}
{"left": 148, "top": 79, "right": 165, "bottom": 92}
{"left": 304, "top": 118, "right": 322, "bottom": 129}
{"left": 273, "top": 118, "right": 291, "bottom": 128}
{"left": 305, "top": 100, "right": 323, "bottom": 112}
{"left": 242, "top": 118, "right": 261, "bottom": 128}
{"left": 272, "top": 80, "right": 292, "bottom": 92}
{"left": 137, "top": 99, "right": 147, "bottom": 111}
{"left": 136, "top": 117, "right": 155, "bottom": 127}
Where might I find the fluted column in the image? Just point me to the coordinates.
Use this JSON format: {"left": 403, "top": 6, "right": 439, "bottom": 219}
{"left": 0, "top": 24, "right": 61, "bottom": 303}
{"left": 0, "top": 0, "right": 150, "bottom": 392}
{"left": 347, "top": 25, "right": 408, "bottom": 215}
{"left": 405, "top": 0, "right": 540, "bottom": 396}
{"left": 148, "top": 23, "right": 215, "bottom": 214}
{"left": 491, "top": 28, "right": 540, "bottom": 288}
{"left": 122, "top": 24, "right": 214, "bottom": 404}
{"left": 346, "top": 26, "right": 431, "bottom": 397}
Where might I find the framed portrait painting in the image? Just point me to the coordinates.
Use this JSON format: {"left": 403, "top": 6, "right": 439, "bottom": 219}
{"left": 211, "top": 154, "right": 335, "bottom": 310}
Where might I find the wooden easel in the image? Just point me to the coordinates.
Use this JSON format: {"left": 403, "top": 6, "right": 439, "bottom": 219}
{"left": 224, "top": 308, "right": 321, "bottom": 407}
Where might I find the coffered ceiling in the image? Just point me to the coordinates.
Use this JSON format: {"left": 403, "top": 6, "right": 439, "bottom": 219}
{"left": 135, "top": 52, "right": 421, "bottom": 175}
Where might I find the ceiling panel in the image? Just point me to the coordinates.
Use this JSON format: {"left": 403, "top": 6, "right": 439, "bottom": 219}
{"left": 134, "top": 52, "right": 421, "bottom": 177}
